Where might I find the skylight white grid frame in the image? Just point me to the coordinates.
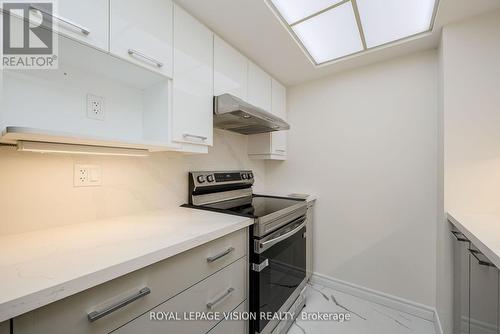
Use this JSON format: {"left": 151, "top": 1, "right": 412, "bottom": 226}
{"left": 265, "top": 0, "right": 441, "bottom": 67}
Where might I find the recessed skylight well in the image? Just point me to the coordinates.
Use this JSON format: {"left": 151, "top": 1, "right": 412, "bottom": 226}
{"left": 267, "top": 0, "right": 439, "bottom": 66}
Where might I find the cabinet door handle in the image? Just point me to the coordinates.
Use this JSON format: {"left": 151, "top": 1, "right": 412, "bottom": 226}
{"left": 127, "top": 49, "right": 164, "bottom": 68}
{"left": 275, "top": 149, "right": 286, "bottom": 153}
{"left": 206, "top": 288, "right": 234, "bottom": 310}
{"left": 30, "top": 5, "right": 90, "bottom": 35}
{"left": 87, "top": 287, "right": 150, "bottom": 322}
{"left": 207, "top": 247, "right": 234, "bottom": 263}
{"left": 451, "top": 230, "right": 469, "bottom": 242}
{"left": 183, "top": 133, "right": 208, "bottom": 141}
{"left": 468, "top": 249, "right": 496, "bottom": 268}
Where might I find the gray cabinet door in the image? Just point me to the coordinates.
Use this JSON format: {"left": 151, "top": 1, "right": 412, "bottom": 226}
{"left": 469, "top": 245, "right": 499, "bottom": 334}
{"left": 0, "top": 321, "right": 9, "bottom": 334}
{"left": 452, "top": 229, "right": 470, "bottom": 334}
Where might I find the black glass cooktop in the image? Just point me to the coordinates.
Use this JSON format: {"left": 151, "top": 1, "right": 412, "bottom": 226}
{"left": 190, "top": 195, "right": 304, "bottom": 218}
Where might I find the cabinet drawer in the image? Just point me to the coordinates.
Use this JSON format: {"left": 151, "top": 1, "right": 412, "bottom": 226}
{"left": 14, "top": 228, "right": 247, "bottom": 334}
{"left": 207, "top": 301, "right": 247, "bottom": 334}
{"left": 113, "top": 257, "right": 247, "bottom": 334}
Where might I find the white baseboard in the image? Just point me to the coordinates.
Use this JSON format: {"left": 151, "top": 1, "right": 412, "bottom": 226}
{"left": 310, "top": 272, "right": 438, "bottom": 324}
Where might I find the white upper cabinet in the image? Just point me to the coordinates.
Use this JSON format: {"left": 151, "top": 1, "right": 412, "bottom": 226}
{"left": 271, "top": 131, "right": 287, "bottom": 156}
{"left": 214, "top": 36, "right": 248, "bottom": 101}
{"left": 248, "top": 78, "right": 288, "bottom": 159}
{"left": 172, "top": 4, "right": 213, "bottom": 147}
{"left": 110, "top": 0, "right": 173, "bottom": 77}
{"left": 247, "top": 62, "right": 272, "bottom": 112}
{"left": 271, "top": 78, "right": 287, "bottom": 155}
{"left": 271, "top": 78, "right": 286, "bottom": 119}
{"left": 45, "top": 0, "right": 109, "bottom": 51}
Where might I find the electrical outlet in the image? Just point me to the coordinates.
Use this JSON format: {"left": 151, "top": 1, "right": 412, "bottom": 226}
{"left": 74, "top": 164, "right": 102, "bottom": 187}
{"left": 87, "top": 94, "right": 105, "bottom": 121}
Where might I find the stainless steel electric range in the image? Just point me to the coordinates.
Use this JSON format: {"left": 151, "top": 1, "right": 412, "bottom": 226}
{"left": 183, "top": 170, "right": 308, "bottom": 334}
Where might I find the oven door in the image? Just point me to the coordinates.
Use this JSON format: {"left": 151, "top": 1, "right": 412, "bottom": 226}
{"left": 250, "top": 216, "right": 307, "bottom": 334}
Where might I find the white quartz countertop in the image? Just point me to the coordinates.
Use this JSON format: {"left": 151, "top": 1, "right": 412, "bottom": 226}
{"left": 447, "top": 211, "right": 500, "bottom": 269}
{"left": 0, "top": 207, "right": 252, "bottom": 322}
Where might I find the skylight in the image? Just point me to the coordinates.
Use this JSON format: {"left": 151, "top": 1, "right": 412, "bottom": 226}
{"left": 267, "top": 0, "right": 439, "bottom": 66}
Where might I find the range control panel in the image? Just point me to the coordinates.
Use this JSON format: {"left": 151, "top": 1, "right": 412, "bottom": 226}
{"left": 190, "top": 170, "right": 254, "bottom": 186}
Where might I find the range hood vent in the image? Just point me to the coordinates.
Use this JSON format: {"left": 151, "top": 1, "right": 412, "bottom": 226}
{"left": 213, "top": 94, "right": 290, "bottom": 135}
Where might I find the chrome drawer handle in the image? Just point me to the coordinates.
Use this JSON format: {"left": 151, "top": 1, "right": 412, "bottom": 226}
{"left": 31, "top": 5, "right": 90, "bottom": 35}
{"left": 275, "top": 149, "right": 286, "bottom": 153}
{"left": 207, "top": 288, "right": 234, "bottom": 310}
{"left": 183, "top": 133, "right": 208, "bottom": 141}
{"left": 127, "top": 49, "right": 164, "bottom": 68}
{"left": 207, "top": 247, "right": 235, "bottom": 263}
{"left": 87, "top": 287, "right": 150, "bottom": 322}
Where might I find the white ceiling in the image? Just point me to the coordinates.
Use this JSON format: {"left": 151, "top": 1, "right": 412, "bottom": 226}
{"left": 174, "top": 0, "right": 500, "bottom": 86}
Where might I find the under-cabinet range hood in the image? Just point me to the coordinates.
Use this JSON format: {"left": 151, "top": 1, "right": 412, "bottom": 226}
{"left": 213, "top": 94, "right": 290, "bottom": 135}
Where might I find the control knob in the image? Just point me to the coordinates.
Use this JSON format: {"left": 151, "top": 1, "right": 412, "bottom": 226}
{"left": 241, "top": 173, "right": 248, "bottom": 180}
{"left": 197, "top": 175, "right": 206, "bottom": 183}
{"left": 207, "top": 175, "right": 214, "bottom": 183}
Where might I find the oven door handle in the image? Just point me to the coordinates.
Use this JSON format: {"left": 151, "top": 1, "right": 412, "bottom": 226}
{"left": 257, "top": 218, "right": 306, "bottom": 253}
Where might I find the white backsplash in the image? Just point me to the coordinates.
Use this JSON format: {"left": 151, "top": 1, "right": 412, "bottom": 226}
{"left": 0, "top": 129, "right": 266, "bottom": 236}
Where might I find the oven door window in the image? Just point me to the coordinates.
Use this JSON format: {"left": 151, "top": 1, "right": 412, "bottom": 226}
{"left": 253, "top": 226, "right": 306, "bottom": 333}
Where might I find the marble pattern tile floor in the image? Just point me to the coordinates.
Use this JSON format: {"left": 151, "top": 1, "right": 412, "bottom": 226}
{"left": 287, "top": 282, "right": 436, "bottom": 334}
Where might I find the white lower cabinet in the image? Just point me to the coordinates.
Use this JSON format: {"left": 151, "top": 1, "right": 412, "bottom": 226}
{"left": 172, "top": 4, "right": 214, "bottom": 147}
{"left": 0, "top": 321, "right": 9, "bottom": 334}
{"left": 207, "top": 301, "right": 247, "bottom": 334}
{"left": 13, "top": 228, "right": 247, "bottom": 334}
{"left": 113, "top": 257, "right": 246, "bottom": 334}
{"left": 110, "top": 0, "right": 173, "bottom": 77}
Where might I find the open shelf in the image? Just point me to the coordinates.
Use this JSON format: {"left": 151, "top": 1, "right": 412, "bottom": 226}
{"left": 0, "top": 35, "right": 178, "bottom": 152}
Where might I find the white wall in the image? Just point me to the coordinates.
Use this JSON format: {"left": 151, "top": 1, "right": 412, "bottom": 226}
{"left": 266, "top": 51, "right": 439, "bottom": 306}
{"left": 0, "top": 129, "right": 266, "bottom": 236}
{"left": 443, "top": 10, "right": 500, "bottom": 214}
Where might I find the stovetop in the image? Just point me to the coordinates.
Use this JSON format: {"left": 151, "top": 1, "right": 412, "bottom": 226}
{"left": 199, "top": 195, "right": 304, "bottom": 218}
